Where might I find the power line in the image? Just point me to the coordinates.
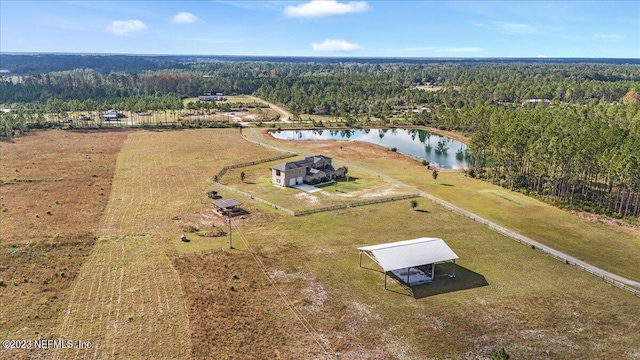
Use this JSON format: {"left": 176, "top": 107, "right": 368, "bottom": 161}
{"left": 232, "top": 222, "right": 335, "bottom": 358}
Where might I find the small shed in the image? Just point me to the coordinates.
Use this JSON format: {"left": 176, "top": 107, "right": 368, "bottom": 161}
{"left": 213, "top": 199, "right": 241, "bottom": 216}
{"left": 358, "top": 237, "right": 458, "bottom": 289}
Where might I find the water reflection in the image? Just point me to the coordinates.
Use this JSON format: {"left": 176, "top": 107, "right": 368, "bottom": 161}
{"left": 271, "top": 128, "right": 469, "bottom": 169}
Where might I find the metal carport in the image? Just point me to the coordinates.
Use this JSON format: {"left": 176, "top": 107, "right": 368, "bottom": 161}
{"left": 358, "top": 237, "right": 458, "bottom": 289}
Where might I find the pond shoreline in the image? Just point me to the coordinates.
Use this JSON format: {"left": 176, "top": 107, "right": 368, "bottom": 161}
{"left": 267, "top": 127, "right": 471, "bottom": 170}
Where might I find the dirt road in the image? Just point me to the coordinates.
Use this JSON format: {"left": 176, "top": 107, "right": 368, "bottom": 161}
{"left": 243, "top": 95, "right": 292, "bottom": 123}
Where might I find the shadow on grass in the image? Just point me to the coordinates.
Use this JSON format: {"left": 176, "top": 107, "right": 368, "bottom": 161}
{"left": 415, "top": 209, "right": 430, "bottom": 213}
{"left": 440, "top": 183, "right": 455, "bottom": 187}
{"left": 410, "top": 263, "right": 488, "bottom": 299}
{"left": 229, "top": 208, "right": 251, "bottom": 218}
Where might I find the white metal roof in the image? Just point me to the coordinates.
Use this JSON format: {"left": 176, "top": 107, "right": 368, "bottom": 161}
{"left": 358, "top": 237, "right": 458, "bottom": 272}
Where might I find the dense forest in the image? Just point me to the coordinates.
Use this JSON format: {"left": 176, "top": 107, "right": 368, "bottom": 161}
{"left": 1, "top": 55, "right": 638, "bottom": 218}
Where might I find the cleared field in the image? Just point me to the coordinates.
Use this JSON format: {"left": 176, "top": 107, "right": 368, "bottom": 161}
{"left": 175, "top": 251, "right": 329, "bottom": 359}
{"left": 0, "top": 129, "right": 129, "bottom": 359}
{"left": 184, "top": 195, "right": 640, "bottom": 359}
{"left": 263, "top": 132, "right": 640, "bottom": 283}
{"left": 60, "top": 128, "right": 286, "bottom": 359}
{"left": 4, "top": 128, "right": 640, "bottom": 359}
{"left": 60, "top": 109, "right": 272, "bottom": 127}
{"left": 1, "top": 128, "right": 286, "bottom": 359}
{"left": 415, "top": 85, "right": 443, "bottom": 91}
{"left": 176, "top": 129, "right": 640, "bottom": 359}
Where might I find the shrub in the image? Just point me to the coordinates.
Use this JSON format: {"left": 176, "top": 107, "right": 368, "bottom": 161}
{"left": 466, "top": 168, "right": 476, "bottom": 178}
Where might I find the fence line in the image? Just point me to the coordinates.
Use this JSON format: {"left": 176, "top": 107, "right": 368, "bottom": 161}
{"left": 347, "top": 193, "right": 419, "bottom": 208}
{"left": 213, "top": 152, "right": 298, "bottom": 181}
{"left": 212, "top": 181, "right": 296, "bottom": 216}
{"left": 418, "top": 191, "right": 640, "bottom": 298}
{"left": 292, "top": 193, "right": 420, "bottom": 216}
{"left": 213, "top": 178, "right": 420, "bottom": 217}
{"left": 294, "top": 204, "right": 348, "bottom": 216}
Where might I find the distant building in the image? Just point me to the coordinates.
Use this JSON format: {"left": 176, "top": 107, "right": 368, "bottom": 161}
{"left": 522, "top": 99, "right": 551, "bottom": 106}
{"left": 101, "top": 109, "right": 124, "bottom": 120}
{"left": 412, "top": 107, "right": 430, "bottom": 114}
{"left": 198, "top": 93, "right": 226, "bottom": 101}
{"left": 271, "top": 155, "right": 345, "bottom": 187}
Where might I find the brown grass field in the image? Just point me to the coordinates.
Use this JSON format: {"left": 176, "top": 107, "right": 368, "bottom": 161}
{"left": 2, "top": 128, "right": 640, "bottom": 359}
{"left": 0, "top": 129, "right": 130, "bottom": 359}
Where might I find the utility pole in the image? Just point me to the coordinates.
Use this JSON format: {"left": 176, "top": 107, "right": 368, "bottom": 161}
{"left": 227, "top": 211, "right": 233, "bottom": 249}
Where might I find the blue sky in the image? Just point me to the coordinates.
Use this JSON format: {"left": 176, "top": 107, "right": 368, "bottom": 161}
{"left": 1, "top": 1, "right": 638, "bottom": 58}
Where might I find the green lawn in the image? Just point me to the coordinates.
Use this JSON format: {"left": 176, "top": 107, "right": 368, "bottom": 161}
{"left": 261, "top": 135, "right": 640, "bottom": 283}
{"left": 229, "top": 197, "right": 640, "bottom": 358}
{"left": 220, "top": 159, "right": 414, "bottom": 211}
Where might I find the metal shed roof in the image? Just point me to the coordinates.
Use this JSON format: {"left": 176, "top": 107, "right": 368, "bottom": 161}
{"left": 358, "top": 237, "right": 458, "bottom": 272}
{"left": 213, "top": 199, "right": 241, "bottom": 209}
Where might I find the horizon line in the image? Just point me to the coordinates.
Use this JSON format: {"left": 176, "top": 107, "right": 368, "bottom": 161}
{"left": 1, "top": 51, "right": 639, "bottom": 61}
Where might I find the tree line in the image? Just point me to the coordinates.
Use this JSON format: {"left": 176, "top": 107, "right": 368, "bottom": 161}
{"left": 1, "top": 59, "right": 638, "bottom": 218}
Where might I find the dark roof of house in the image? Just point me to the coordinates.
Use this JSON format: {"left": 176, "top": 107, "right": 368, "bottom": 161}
{"left": 308, "top": 168, "right": 326, "bottom": 176}
{"left": 271, "top": 160, "right": 307, "bottom": 171}
{"left": 272, "top": 155, "right": 332, "bottom": 171}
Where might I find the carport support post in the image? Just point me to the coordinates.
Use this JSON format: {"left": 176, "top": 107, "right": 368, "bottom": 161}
{"left": 358, "top": 251, "right": 362, "bottom": 268}
{"left": 452, "top": 259, "right": 456, "bottom": 278}
{"left": 384, "top": 273, "right": 387, "bottom": 290}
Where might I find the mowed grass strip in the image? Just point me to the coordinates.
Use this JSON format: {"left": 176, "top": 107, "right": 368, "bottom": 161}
{"left": 0, "top": 129, "right": 128, "bottom": 359}
{"left": 53, "top": 128, "right": 287, "bottom": 359}
{"left": 265, "top": 135, "right": 640, "bottom": 283}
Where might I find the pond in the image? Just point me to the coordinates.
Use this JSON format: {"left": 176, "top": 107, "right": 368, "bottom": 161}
{"left": 270, "top": 128, "right": 470, "bottom": 169}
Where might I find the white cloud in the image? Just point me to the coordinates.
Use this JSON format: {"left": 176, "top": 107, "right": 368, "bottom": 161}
{"left": 593, "top": 33, "right": 623, "bottom": 40}
{"left": 171, "top": 12, "right": 199, "bottom": 24}
{"left": 105, "top": 20, "right": 147, "bottom": 36}
{"left": 285, "top": 0, "right": 369, "bottom": 18}
{"left": 312, "top": 39, "right": 361, "bottom": 52}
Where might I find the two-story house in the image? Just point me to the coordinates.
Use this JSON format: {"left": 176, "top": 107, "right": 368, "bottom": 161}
{"left": 271, "top": 155, "right": 345, "bottom": 187}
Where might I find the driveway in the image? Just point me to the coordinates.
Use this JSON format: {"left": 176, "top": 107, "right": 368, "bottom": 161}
{"left": 292, "top": 183, "right": 322, "bottom": 193}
